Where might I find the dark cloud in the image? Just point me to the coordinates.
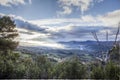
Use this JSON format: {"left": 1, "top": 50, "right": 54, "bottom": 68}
{"left": 15, "top": 19, "right": 46, "bottom": 33}
{"left": 46, "top": 25, "right": 115, "bottom": 41}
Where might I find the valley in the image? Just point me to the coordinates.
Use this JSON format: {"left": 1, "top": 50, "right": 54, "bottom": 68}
{"left": 17, "top": 41, "right": 114, "bottom": 63}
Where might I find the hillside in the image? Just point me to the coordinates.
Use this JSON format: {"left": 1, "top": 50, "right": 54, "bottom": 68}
{"left": 17, "top": 41, "right": 114, "bottom": 62}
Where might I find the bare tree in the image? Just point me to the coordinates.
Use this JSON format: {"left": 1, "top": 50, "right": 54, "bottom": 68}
{"left": 91, "top": 22, "right": 120, "bottom": 64}
{"left": 91, "top": 31, "right": 105, "bottom": 62}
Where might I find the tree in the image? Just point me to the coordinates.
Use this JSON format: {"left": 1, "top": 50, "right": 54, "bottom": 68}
{"left": 52, "top": 57, "right": 86, "bottom": 79}
{"left": 91, "top": 65, "right": 105, "bottom": 79}
{"left": 0, "top": 16, "right": 20, "bottom": 78}
{"left": 90, "top": 61, "right": 120, "bottom": 79}
{"left": 0, "top": 16, "right": 18, "bottom": 51}
{"left": 34, "top": 55, "right": 53, "bottom": 79}
{"left": 0, "top": 51, "right": 20, "bottom": 79}
{"left": 105, "top": 62, "right": 120, "bottom": 80}
{"left": 109, "top": 43, "right": 120, "bottom": 64}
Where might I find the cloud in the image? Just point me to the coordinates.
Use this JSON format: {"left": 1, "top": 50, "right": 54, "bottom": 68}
{"left": 17, "top": 28, "right": 65, "bottom": 49}
{"left": 0, "top": 13, "right": 46, "bottom": 33}
{"left": 18, "top": 28, "right": 65, "bottom": 49}
{"left": 0, "top": 0, "right": 31, "bottom": 7}
{"left": 36, "top": 9, "right": 120, "bottom": 27}
{"left": 30, "top": 9, "right": 120, "bottom": 41}
{"left": 57, "top": 6, "right": 72, "bottom": 16}
{"left": 98, "top": 10, "right": 120, "bottom": 27}
{"left": 1, "top": 9, "right": 120, "bottom": 44}
{"left": 20, "top": 40, "right": 65, "bottom": 49}
{"left": 28, "top": 0, "right": 32, "bottom": 4}
{"left": 81, "top": 15, "right": 96, "bottom": 22}
{"left": 30, "top": 9, "right": 120, "bottom": 28}
{"left": 29, "top": 17, "right": 103, "bottom": 27}
{"left": 57, "top": 0, "right": 104, "bottom": 16}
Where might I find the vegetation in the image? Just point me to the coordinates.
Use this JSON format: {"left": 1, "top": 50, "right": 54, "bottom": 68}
{"left": 0, "top": 16, "right": 119, "bottom": 79}
{"left": 91, "top": 61, "right": 120, "bottom": 79}
{"left": 0, "top": 16, "right": 18, "bottom": 51}
{"left": 109, "top": 43, "right": 120, "bottom": 64}
{"left": 52, "top": 57, "right": 86, "bottom": 79}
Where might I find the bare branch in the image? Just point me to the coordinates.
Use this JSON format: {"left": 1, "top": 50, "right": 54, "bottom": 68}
{"left": 106, "top": 31, "right": 108, "bottom": 42}
{"left": 114, "top": 22, "right": 120, "bottom": 45}
{"left": 91, "top": 31, "right": 100, "bottom": 45}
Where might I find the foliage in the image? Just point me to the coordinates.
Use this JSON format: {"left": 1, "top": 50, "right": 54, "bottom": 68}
{"left": 0, "top": 50, "right": 20, "bottom": 79}
{"left": 0, "top": 51, "right": 52, "bottom": 79}
{"left": 105, "top": 62, "right": 120, "bottom": 80}
{"left": 0, "top": 16, "right": 18, "bottom": 51}
{"left": 0, "top": 49, "right": 119, "bottom": 79}
{"left": 0, "top": 16, "right": 119, "bottom": 79}
{"left": 109, "top": 43, "right": 120, "bottom": 63}
{"left": 90, "top": 65, "right": 105, "bottom": 79}
{"left": 90, "top": 61, "right": 120, "bottom": 80}
{"left": 52, "top": 57, "right": 86, "bottom": 79}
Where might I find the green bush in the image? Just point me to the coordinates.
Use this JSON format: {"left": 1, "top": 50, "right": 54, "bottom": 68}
{"left": 52, "top": 57, "right": 86, "bottom": 79}
{"left": 91, "top": 65, "right": 105, "bottom": 79}
{"left": 105, "top": 62, "right": 120, "bottom": 80}
{"left": 90, "top": 61, "right": 120, "bottom": 80}
{"left": 0, "top": 51, "right": 52, "bottom": 79}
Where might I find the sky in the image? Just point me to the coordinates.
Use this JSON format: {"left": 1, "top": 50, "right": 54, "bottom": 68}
{"left": 0, "top": 0, "right": 120, "bottom": 48}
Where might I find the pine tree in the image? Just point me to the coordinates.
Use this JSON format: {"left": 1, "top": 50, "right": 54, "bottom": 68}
{"left": 0, "top": 16, "right": 18, "bottom": 51}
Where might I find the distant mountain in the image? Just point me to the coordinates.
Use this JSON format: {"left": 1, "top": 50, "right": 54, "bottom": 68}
{"left": 59, "top": 40, "right": 114, "bottom": 51}
{"left": 17, "top": 40, "right": 114, "bottom": 55}
{"left": 17, "top": 41, "right": 114, "bottom": 62}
